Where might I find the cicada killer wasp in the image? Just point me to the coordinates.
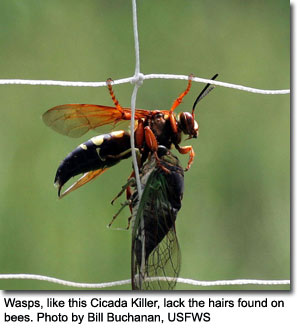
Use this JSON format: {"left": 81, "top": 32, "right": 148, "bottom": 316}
{"left": 42, "top": 74, "right": 218, "bottom": 290}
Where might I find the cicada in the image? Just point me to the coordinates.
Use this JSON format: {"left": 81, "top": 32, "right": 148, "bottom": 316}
{"left": 110, "top": 146, "right": 184, "bottom": 289}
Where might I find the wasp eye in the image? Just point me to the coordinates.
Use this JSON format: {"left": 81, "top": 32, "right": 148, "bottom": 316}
{"left": 179, "top": 112, "right": 198, "bottom": 137}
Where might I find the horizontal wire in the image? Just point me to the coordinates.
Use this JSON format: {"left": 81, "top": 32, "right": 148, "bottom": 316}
{"left": 0, "top": 274, "right": 290, "bottom": 289}
{"left": 0, "top": 74, "right": 290, "bottom": 94}
{"left": 144, "top": 74, "right": 290, "bottom": 94}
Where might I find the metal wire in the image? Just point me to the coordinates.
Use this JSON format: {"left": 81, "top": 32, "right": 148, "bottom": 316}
{"left": 130, "top": 0, "right": 142, "bottom": 199}
{"left": 0, "top": 74, "right": 290, "bottom": 94}
{"left": 0, "top": 274, "right": 290, "bottom": 289}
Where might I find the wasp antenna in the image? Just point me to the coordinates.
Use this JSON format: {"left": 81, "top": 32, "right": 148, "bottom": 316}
{"left": 192, "top": 74, "right": 218, "bottom": 116}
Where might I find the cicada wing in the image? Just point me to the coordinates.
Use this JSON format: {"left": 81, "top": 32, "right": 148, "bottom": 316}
{"left": 139, "top": 227, "right": 181, "bottom": 290}
{"left": 131, "top": 169, "right": 181, "bottom": 290}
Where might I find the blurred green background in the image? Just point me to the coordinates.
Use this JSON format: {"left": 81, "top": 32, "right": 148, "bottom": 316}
{"left": 0, "top": 0, "right": 289, "bottom": 290}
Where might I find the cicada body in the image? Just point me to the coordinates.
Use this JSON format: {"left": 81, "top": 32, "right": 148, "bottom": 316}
{"left": 130, "top": 146, "right": 184, "bottom": 290}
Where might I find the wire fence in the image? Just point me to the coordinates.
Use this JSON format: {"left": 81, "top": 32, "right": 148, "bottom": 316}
{"left": 0, "top": 0, "right": 290, "bottom": 289}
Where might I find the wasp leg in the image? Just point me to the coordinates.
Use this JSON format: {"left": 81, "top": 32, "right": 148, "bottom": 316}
{"left": 125, "top": 173, "right": 135, "bottom": 214}
{"left": 106, "top": 79, "right": 132, "bottom": 121}
{"left": 175, "top": 144, "right": 195, "bottom": 171}
{"left": 110, "top": 215, "right": 132, "bottom": 230}
{"left": 106, "top": 78, "right": 124, "bottom": 113}
{"left": 110, "top": 171, "right": 136, "bottom": 229}
{"left": 126, "top": 215, "right": 133, "bottom": 230}
{"left": 170, "top": 74, "right": 194, "bottom": 113}
{"left": 154, "top": 152, "right": 171, "bottom": 174}
{"left": 135, "top": 119, "right": 145, "bottom": 148}
{"left": 111, "top": 176, "right": 136, "bottom": 205}
{"left": 144, "top": 126, "right": 170, "bottom": 174}
{"left": 108, "top": 200, "right": 132, "bottom": 228}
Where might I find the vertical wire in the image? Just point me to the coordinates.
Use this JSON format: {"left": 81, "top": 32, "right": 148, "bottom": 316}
{"left": 130, "top": 84, "right": 142, "bottom": 198}
{"left": 132, "top": 0, "right": 140, "bottom": 76}
{"left": 130, "top": 0, "right": 142, "bottom": 198}
{"left": 131, "top": 0, "right": 146, "bottom": 286}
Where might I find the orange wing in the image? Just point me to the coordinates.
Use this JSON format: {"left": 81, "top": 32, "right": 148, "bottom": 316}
{"left": 42, "top": 104, "right": 157, "bottom": 138}
{"left": 58, "top": 168, "right": 108, "bottom": 199}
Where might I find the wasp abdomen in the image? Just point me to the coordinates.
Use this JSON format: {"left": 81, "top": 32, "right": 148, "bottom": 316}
{"left": 54, "top": 131, "right": 131, "bottom": 191}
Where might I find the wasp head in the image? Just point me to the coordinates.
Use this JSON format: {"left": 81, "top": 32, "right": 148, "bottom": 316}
{"left": 178, "top": 112, "right": 198, "bottom": 139}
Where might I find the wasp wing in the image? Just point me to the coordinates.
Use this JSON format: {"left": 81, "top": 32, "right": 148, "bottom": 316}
{"left": 43, "top": 104, "right": 130, "bottom": 137}
{"left": 131, "top": 155, "right": 183, "bottom": 290}
{"left": 43, "top": 104, "right": 166, "bottom": 138}
{"left": 57, "top": 168, "right": 108, "bottom": 199}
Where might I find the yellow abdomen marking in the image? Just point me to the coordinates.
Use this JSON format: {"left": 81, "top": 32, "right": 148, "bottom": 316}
{"left": 91, "top": 135, "right": 104, "bottom": 146}
{"left": 79, "top": 143, "right": 88, "bottom": 150}
{"left": 111, "top": 131, "right": 125, "bottom": 138}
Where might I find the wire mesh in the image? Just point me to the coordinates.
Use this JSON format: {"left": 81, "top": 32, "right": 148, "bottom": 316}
{"left": 0, "top": 0, "right": 290, "bottom": 289}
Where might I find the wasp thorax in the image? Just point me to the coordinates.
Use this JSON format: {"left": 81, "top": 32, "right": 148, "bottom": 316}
{"left": 151, "top": 112, "right": 166, "bottom": 136}
{"left": 179, "top": 112, "right": 198, "bottom": 138}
